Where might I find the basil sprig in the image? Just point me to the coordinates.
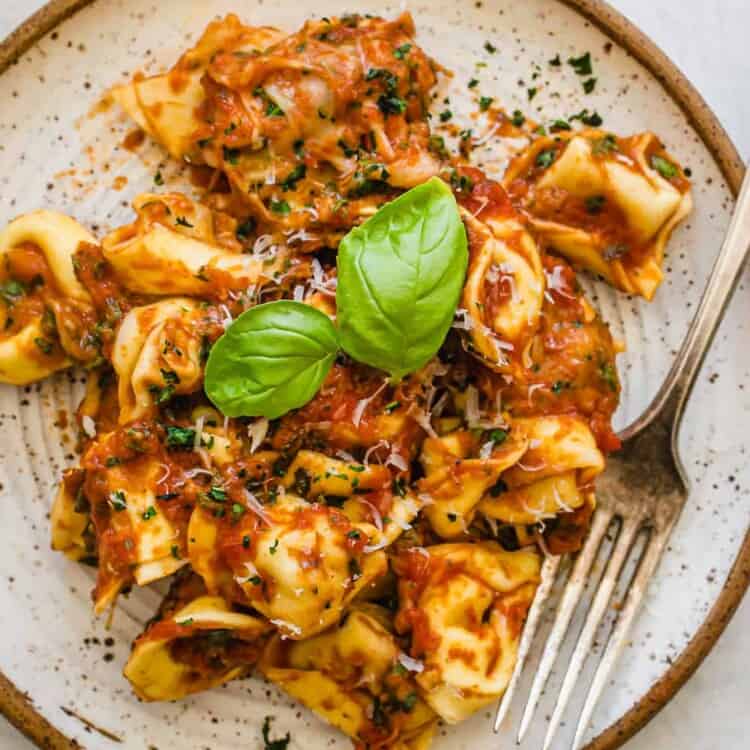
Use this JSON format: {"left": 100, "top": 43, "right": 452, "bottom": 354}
{"left": 205, "top": 178, "right": 468, "bottom": 418}
{"left": 205, "top": 301, "right": 339, "bottom": 419}
{"left": 337, "top": 177, "right": 468, "bottom": 380}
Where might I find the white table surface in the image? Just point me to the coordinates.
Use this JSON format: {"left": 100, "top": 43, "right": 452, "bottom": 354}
{"left": 0, "top": 1, "right": 748, "bottom": 748}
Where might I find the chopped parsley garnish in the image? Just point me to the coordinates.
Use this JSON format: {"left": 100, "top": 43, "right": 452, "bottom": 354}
{"left": 242, "top": 535, "right": 251, "bottom": 549}
{"left": 569, "top": 108, "right": 603, "bottom": 127}
{"left": 479, "top": 96, "right": 494, "bottom": 112}
{"left": 484, "top": 41, "right": 497, "bottom": 54}
{"left": 377, "top": 95, "right": 407, "bottom": 115}
{"left": 109, "top": 490, "right": 127, "bottom": 511}
{"left": 175, "top": 216, "right": 193, "bottom": 228}
{"left": 527, "top": 87, "right": 538, "bottom": 101}
{"left": 165, "top": 426, "right": 196, "bottom": 448}
{"left": 281, "top": 164, "right": 307, "bottom": 191}
{"left": 393, "top": 43, "right": 412, "bottom": 60}
{"left": 177, "top": 618, "right": 193, "bottom": 627}
{"left": 249, "top": 575, "right": 262, "bottom": 585}
{"left": 34, "top": 337, "right": 54, "bottom": 355}
{"left": 161, "top": 369, "right": 179, "bottom": 385}
{"left": 468, "top": 78, "right": 479, "bottom": 89}
{"left": 599, "top": 362, "right": 619, "bottom": 391}
{"left": 270, "top": 200, "right": 291, "bottom": 215}
{"left": 269, "top": 539, "right": 279, "bottom": 554}
{"left": 222, "top": 146, "right": 241, "bottom": 165}
{"left": 583, "top": 77, "right": 597, "bottom": 94}
{"left": 568, "top": 51, "right": 593, "bottom": 76}
{"left": 208, "top": 486, "right": 227, "bottom": 502}
{"left": 489, "top": 428, "right": 508, "bottom": 445}
{"left": 148, "top": 383, "right": 174, "bottom": 405}
{"left": 392, "top": 477, "right": 407, "bottom": 497}
{"left": 511, "top": 109, "right": 525, "bottom": 127}
{"left": 592, "top": 134, "right": 619, "bottom": 155}
{"left": 384, "top": 400, "right": 401, "bottom": 413}
{"left": 236, "top": 217, "right": 256, "bottom": 241}
{"left": 253, "top": 87, "right": 284, "bottom": 117}
{"left": 439, "top": 109, "right": 452, "bottom": 122}
{"left": 231, "top": 503, "right": 246, "bottom": 518}
{"left": 153, "top": 170, "right": 164, "bottom": 186}
{"left": 142, "top": 506, "right": 157, "bottom": 521}
{"left": 585, "top": 195, "right": 606, "bottom": 214}
{"left": 338, "top": 139, "right": 357, "bottom": 157}
{"left": 0, "top": 279, "right": 25, "bottom": 306}
{"left": 224, "top": 122, "right": 237, "bottom": 135}
{"left": 365, "top": 67, "right": 398, "bottom": 93}
{"left": 262, "top": 717, "right": 290, "bottom": 750}
{"left": 552, "top": 380, "right": 571, "bottom": 394}
{"left": 428, "top": 135, "right": 448, "bottom": 158}
{"left": 347, "top": 529, "right": 361, "bottom": 540}
{"left": 401, "top": 692, "right": 418, "bottom": 712}
{"left": 549, "top": 53, "right": 562, "bottom": 66}
{"left": 489, "top": 478, "right": 507, "bottom": 497}
{"left": 550, "top": 118, "right": 571, "bottom": 132}
{"left": 535, "top": 148, "right": 557, "bottom": 169}
{"left": 170, "top": 545, "right": 181, "bottom": 559}
{"left": 651, "top": 155, "right": 678, "bottom": 179}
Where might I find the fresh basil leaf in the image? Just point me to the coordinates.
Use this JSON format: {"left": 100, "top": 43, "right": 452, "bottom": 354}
{"left": 336, "top": 177, "right": 468, "bottom": 380}
{"left": 205, "top": 301, "right": 339, "bottom": 418}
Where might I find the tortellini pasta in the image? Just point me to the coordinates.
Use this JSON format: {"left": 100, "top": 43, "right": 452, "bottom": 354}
{"left": 102, "top": 193, "right": 290, "bottom": 296}
{"left": 124, "top": 572, "right": 271, "bottom": 701}
{"left": 0, "top": 210, "right": 95, "bottom": 384}
{"left": 112, "top": 298, "right": 205, "bottom": 423}
{"left": 261, "top": 605, "right": 437, "bottom": 750}
{"left": 80, "top": 434, "right": 190, "bottom": 614}
{"left": 112, "top": 17, "right": 285, "bottom": 161}
{"left": 395, "top": 542, "right": 540, "bottom": 723}
{"left": 478, "top": 415, "right": 604, "bottom": 525}
{"left": 188, "top": 494, "right": 388, "bottom": 638}
{"left": 418, "top": 429, "right": 528, "bottom": 538}
{"left": 460, "top": 205, "right": 544, "bottom": 370}
{"left": 51, "top": 469, "right": 94, "bottom": 562}
{"left": 504, "top": 130, "right": 692, "bottom": 299}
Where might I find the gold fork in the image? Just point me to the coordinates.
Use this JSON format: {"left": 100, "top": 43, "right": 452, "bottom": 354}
{"left": 494, "top": 165, "right": 750, "bottom": 749}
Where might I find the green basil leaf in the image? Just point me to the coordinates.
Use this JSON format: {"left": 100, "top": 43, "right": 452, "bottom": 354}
{"left": 336, "top": 176, "right": 468, "bottom": 380}
{"left": 205, "top": 301, "right": 339, "bottom": 418}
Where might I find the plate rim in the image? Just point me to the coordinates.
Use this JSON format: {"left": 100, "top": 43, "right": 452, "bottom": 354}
{"left": 0, "top": 1, "right": 746, "bottom": 748}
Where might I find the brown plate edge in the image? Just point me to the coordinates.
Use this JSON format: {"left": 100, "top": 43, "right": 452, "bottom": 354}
{"left": 0, "top": 0, "right": 746, "bottom": 748}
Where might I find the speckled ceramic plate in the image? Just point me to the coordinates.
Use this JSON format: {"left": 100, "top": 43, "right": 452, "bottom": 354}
{"left": 0, "top": 1, "right": 746, "bottom": 749}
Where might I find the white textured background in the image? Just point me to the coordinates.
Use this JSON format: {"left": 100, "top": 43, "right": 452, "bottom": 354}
{"left": 0, "top": 0, "right": 747, "bottom": 748}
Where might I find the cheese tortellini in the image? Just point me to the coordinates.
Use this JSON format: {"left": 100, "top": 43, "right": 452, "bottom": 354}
{"left": 418, "top": 429, "right": 528, "bottom": 538}
{"left": 112, "top": 17, "right": 285, "bottom": 162}
{"left": 261, "top": 606, "right": 437, "bottom": 750}
{"left": 113, "top": 298, "right": 206, "bottom": 422}
{"left": 0, "top": 210, "right": 96, "bottom": 384}
{"left": 102, "top": 193, "right": 289, "bottom": 296}
{"left": 188, "top": 494, "right": 389, "bottom": 639}
{"left": 461, "top": 206, "right": 544, "bottom": 370}
{"left": 478, "top": 415, "right": 604, "bottom": 526}
{"left": 504, "top": 130, "right": 692, "bottom": 299}
{"left": 125, "top": 572, "right": 271, "bottom": 701}
{"left": 395, "top": 543, "right": 540, "bottom": 723}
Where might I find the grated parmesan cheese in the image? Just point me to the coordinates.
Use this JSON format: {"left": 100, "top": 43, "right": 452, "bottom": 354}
{"left": 81, "top": 415, "right": 96, "bottom": 438}
{"left": 247, "top": 418, "right": 269, "bottom": 453}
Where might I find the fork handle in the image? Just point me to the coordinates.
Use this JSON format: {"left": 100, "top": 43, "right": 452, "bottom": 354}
{"left": 621, "top": 164, "right": 750, "bottom": 447}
